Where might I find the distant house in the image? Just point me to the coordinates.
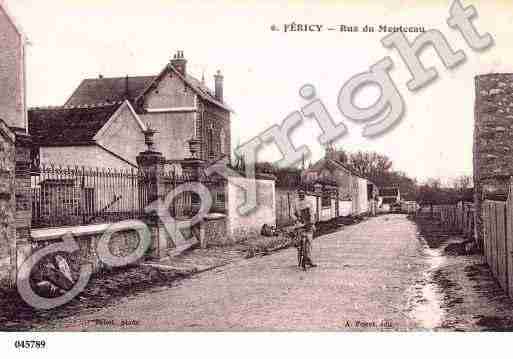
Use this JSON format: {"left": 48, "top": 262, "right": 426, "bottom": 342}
{"left": 379, "top": 187, "right": 401, "bottom": 209}
{"left": 302, "top": 147, "right": 372, "bottom": 216}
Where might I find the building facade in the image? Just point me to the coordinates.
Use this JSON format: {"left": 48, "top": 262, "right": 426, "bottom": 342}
{"left": 58, "top": 51, "right": 231, "bottom": 166}
{"left": 0, "top": 1, "right": 27, "bottom": 132}
{"left": 0, "top": 1, "right": 31, "bottom": 286}
{"left": 302, "top": 148, "right": 371, "bottom": 216}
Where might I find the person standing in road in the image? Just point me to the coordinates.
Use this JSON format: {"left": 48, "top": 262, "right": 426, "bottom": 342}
{"left": 293, "top": 189, "right": 317, "bottom": 270}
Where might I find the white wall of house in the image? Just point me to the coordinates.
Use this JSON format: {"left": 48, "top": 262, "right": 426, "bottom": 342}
{"left": 319, "top": 198, "right": 336, "bottom": 222}
{"left": 339, "top": 200, "right": 352, "bottom": 216}
{"left": 94, "top": 102, "right": 146, "bottom": 166}
{"left": 227, "top": 177, "right": 276, "bottom": 236}
{"left": 140, "top": 112, "right": 195, "bottom": 161}
{"left": 144, "top": 72, "right": 196, "bottom": 109}
{"left": 140, "top": 71, "right": 198, "bottom": 161}
{"left": 356, "top": 178, "right": 369, "bottom": 214}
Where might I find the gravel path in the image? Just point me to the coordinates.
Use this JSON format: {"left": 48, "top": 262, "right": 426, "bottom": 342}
{"left": 44, "top": 214, "right": 428, "bottom": 331}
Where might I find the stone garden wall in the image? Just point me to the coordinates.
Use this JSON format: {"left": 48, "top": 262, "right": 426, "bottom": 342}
{"left": 474, "top": 74, "right": 513, "bottom": 246}
{"left": 30, "top": 225, "right": 146, "bottom": 275}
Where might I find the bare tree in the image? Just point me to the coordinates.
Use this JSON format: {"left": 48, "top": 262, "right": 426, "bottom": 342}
{"left": 453, "top": 175, "right": 473, "bottom": 191}
{"left": 348, "top": 151, "right": 393, "bottom": 180}
{"left": 425, "top": 178, "right": 442, "bottom": 190}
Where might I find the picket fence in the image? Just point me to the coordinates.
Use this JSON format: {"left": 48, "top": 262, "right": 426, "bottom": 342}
{"left": 482, "top": 198, "right": 513, "bottom": 299}
{"left": 438, "top": 201, "right": 475, "bottom": 238}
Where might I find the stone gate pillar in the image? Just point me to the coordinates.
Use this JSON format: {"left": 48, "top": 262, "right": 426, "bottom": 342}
{"left": 137, "top": 128, "right": 168, "bottom": 259}
{"left": 13, "top": 129, "right": 33, "bottom": 285}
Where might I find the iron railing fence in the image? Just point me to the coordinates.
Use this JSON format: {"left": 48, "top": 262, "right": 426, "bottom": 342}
{"left": 31, "top": 164, "right": 227, "bottom": 229}
{"left": 161, "top": 171, "right": 226, "bottom": 219}
{"left": 31, "top": 164, "right": 150, "bottom": 228}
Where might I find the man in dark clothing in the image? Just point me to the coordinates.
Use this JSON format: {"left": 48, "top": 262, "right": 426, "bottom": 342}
{"left": 293, "top": 190, "right": 317, "bottom": 270}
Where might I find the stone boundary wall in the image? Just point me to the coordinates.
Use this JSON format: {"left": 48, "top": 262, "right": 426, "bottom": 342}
{"left": 26, "top": 215, "right": 228, "bottom": 278}
{"left": 474, "top": 74, "right": 513, "bottom": 247}
{"left": 30, "top": 225, "right": 147, "bottom": 275}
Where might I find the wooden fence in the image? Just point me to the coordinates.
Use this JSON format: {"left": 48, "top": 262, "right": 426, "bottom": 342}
{"left": 482, "top": 198, "right": 513, "bottom": 299}
{"left": 438, "top": 201, "right": 475, "bottom": 238}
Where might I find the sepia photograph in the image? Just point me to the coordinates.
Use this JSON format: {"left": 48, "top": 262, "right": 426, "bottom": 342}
{"left": 1, "top": 0, "right": 513, "bottom": 356}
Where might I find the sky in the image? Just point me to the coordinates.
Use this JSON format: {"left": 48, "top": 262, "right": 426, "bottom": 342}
{"left": 6, "top": 0, "right": 513, "bottom": 185}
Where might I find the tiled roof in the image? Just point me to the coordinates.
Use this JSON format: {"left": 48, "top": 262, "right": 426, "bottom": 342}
{"left": 303, "top": 158, "right": 364, "bottom": 179}
{"left": 28, "top": 103, "right": 122, "bottom": 146}
{"left": 64, "top": 66, "right": 232, "bottom": 112}
{"left": 65, "top": 76, "right": 156, "bottom": 107}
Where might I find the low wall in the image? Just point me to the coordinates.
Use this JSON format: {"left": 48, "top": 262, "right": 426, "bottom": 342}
{"left": 30, "top": 224, "right": 147, "bottom": 274}
{"left": 227, "top": 177, "right": 276, "bottom": 235}
{"left": 276, "top": 189, "right": 354, "bottom": 225}
{"left": 25, "top": 214, "right": 229, "bottom": 278}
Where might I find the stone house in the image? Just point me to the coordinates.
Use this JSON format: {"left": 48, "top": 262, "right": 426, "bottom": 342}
{"left": 57, "top": 51, "right": 232, "bottom": 167}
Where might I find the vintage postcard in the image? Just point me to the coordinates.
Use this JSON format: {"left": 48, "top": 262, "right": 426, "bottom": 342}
{"left": 1, "top": 0, "right": 513, "bottom": 354}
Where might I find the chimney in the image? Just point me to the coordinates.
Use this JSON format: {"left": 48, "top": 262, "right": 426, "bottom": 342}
{"left": 325, "top": 144, "right": 337, "bottom": 161}
{"left": 214, "top": 70, "right": 224, "bottom": 102}
{"left": 170, "top": 50, "right": 187, "bottom": 76}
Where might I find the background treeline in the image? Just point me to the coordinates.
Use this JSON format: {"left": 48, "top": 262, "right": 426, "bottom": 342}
{"left": 232, "top": 148, "right": 473, "bottom": 206}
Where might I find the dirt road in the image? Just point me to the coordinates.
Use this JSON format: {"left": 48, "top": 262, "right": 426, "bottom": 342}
{"left": 43, "top": 214, "right": 432, "bottom": 331}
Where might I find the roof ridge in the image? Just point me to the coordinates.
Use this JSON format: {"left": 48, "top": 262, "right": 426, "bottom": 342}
{"left": 28, "top": 105, "right": 63, "bottom": 111}
{"left": 30, "top": 101, "right": 124, "bottom": 111}
{"left": 83, "top": 75, "right": 157, "bottom": 81}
